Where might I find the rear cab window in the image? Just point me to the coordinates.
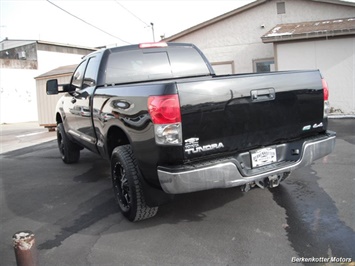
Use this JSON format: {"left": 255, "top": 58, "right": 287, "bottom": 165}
{"left": 105, "top": 45, "right": 211, "bottom": 85}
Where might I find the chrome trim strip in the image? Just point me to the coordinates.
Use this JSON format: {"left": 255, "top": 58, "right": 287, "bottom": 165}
{"left": 68, "top": 129, "right": 96, "bottom": 144}
{"left": 68, "top": 129, "right": 80, "bottom": 138}
{"left": 158, "top": 133, "right": 336, "bottom": 194}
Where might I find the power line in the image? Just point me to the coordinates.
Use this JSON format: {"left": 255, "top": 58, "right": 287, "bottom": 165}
{"left": 46, "top": 0, "right": 131, "bottom": 44}
{"left": 114, "top": 1, "right": 156, "bottom": 41}
{"left": 114, "top": 0, "right": 150, "bottom": 27}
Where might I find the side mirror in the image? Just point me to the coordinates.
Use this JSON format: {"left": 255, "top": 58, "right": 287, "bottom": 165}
{"left": 46, "top": 79, "right": 59, "bottom": 95}
{"left": 46, "top": 80, "right": 75, "bottom": 95}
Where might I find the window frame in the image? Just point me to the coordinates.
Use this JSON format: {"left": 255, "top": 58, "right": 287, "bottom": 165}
{"left": 253, "top": 58, "right": 275, "bottom": 73}
{"left": 71, "top": 60, "right": 88, "bottom": 90}
{"left": 82, "top": 56, "right": 99, "bottom": 89}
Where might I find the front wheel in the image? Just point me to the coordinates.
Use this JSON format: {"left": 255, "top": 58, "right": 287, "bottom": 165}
{"left": 111, "top": 145, "right": 158, "bottom": 222}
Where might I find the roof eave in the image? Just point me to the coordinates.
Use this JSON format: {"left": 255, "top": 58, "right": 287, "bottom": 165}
{"left": 311, "top": 0, "right": 355, "bottom": 7}
{"left": 262, "top": 29, "right": 355, "bottom": 43}
{"left": 35, "top": 64, "right": 78, "bottom": 79}
{"left": 36, "top": 40, "right": 97, "bottom": 51}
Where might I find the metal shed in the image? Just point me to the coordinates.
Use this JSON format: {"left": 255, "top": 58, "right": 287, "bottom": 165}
{"left": 35, "top": 64, "right": 77, "bottom": 129}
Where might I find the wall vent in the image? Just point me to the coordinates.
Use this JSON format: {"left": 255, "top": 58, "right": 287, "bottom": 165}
{"left": 277, "top": 2, "right": 286, "bottom": 14}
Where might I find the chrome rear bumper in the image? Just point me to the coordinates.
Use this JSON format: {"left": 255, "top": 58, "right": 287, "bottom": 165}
{"left": 157, "top": 131, "right": 336, "bottom": 194}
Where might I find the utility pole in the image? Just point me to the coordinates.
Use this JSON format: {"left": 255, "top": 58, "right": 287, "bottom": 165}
{"left": 150, "top": 22, "right": 155, "bottom": 42}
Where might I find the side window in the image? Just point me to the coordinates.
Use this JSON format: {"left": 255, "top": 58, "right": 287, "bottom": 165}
{"left": 83, "top": 56, "right": 99, "bottom": 88}
{"left": 72, "top": 60, "right": 87, "bottom": 90}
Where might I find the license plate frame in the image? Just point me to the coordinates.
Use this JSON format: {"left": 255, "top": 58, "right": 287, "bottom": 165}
{"left": 250, "top": 147, "right": 277, "bottom": 168}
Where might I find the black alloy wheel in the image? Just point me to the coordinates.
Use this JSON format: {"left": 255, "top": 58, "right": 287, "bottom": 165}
{"left": 112, "top": 161, "right": 131, "bottom": 212}
{"left": 57, "top": 123, "right": 80, "bottom": 164}
{"left": 111, "top": 145, "right": 158, "bottom": 222}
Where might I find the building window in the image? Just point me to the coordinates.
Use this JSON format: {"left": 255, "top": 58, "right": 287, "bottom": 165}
{"left": 211, "top": 61, "right": 235, "bottom": 75}
{"left": 277, "top": 2, "right": 286, "bottom": 14}
{"left": 253, "top": 59, "right": 275, "bottom": 73}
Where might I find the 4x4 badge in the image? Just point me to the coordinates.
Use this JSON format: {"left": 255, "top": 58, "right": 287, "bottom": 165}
{"left": 302, "top": 122, "right": 323, "bottom": 131}
{"left": 313, "top": 122, "right": 323, "bottom": 128}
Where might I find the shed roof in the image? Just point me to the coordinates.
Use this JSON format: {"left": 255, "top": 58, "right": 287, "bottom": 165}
{"left": 261, "top": 17, "right": 355, "bottom": 43}
{"left": 35, "top": 64, "right": 77, "bottom": 80}
{"left": 0, "top": 39, "right": 96, "bottom": 52}
{"left": 164, "top": 0, "right": 355, "bottom": 41}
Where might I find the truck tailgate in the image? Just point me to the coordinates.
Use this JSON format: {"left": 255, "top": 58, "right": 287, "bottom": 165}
{"left": 177, "top": 70, "right": 326, "bottom": 161}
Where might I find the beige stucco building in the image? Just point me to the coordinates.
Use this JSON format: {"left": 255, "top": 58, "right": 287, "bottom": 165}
{"left": 165, "top": 0, "right": 355, "bottom": 115}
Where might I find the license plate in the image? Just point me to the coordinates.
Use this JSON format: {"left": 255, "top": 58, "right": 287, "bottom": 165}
{"left": 251, "top": 147, "right": 277, "bottom": 168}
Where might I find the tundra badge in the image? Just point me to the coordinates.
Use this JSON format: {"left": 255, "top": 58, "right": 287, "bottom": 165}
{"left": 184, "top": 137, "right": 224, "bottom": 155}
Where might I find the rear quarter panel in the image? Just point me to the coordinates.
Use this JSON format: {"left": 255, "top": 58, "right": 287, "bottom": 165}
{"left": 92, "top": 82, "right": 183, "bottom": 185}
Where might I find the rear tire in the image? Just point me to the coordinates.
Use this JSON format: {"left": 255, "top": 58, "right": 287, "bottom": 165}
{"left": 111, "top": 145, "right": 158, "bottom": 222}
{"left": 57, "top": 123, "right": 80, "bottom": 164}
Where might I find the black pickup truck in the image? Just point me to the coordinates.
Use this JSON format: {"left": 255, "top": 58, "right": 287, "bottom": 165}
{"left": 47, "top": 42, "right": 336, "bottom": 222}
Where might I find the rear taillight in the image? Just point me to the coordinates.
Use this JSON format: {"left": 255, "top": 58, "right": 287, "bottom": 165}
{"left": 148, "top": 95, "right": 182, "bottom": 145}
{"left": 322, "top": 78, "right": 330, "bottom": 117}
{"left": 148, "top": 95, "right": 181, "bottom": 124}
{"left": 322, "top": 79, "right": 329, "bottom": 101}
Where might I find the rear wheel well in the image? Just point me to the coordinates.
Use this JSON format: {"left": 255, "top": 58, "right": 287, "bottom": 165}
{"left": 107, "top": 126, "right": 173, "bottom": 207}
{"left": 56, "top": 113, "right": 63, "bottom": 125}
{"left": 107, "top": 126, "right": 130, "bottom": 158}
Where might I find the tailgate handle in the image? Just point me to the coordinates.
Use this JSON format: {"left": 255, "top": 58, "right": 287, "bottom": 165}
{"left": 251, "top": 88, "right": 275, "bottom": 102}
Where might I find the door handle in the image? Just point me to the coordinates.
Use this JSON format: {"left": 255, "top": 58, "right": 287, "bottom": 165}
{"left": 71, "top": 98, "right": 76, "bottom": 104}
{"left": 251, "top": 88, "right": 275, "bottom": 102}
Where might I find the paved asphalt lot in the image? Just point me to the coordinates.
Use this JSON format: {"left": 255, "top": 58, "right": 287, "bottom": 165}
{"left": 0, "top": 119, "right": 354, "bottom": 266}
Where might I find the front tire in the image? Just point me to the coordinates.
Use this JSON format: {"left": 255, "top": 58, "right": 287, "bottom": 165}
{"left": 111, "top": 145, "right": 158, "bottom": 222}
{"left": 57, "top": 123, "right": 80, "bottom": 164}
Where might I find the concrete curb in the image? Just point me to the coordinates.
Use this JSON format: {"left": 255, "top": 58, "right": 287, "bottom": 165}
{"left": 329, "top": 115, "right": 355, "bottom": 119}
